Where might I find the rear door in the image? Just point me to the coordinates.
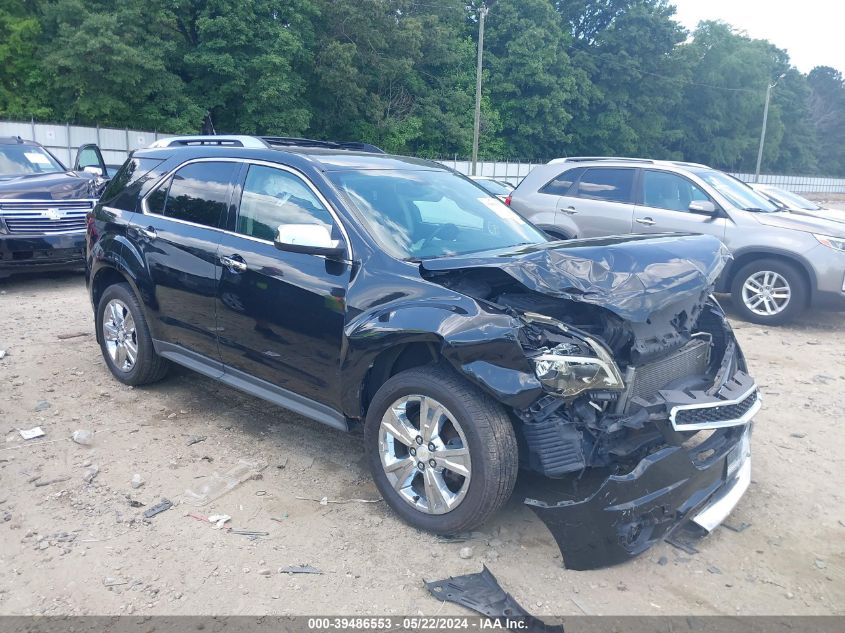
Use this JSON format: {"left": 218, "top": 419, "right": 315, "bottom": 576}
{"left": 215, "top": 162, "right": 352, "bottom": 411}
{"left": 633, "top": 169, "right": 727, "bottom": 240}
{"left": 559, "top": 167, "right": 636, "bottom": 237}
{"left": 131, "top": 159, "right": 240, "bottom": 361}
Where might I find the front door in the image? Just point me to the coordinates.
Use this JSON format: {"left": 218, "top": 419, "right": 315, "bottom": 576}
{"left": 632, "top": 169, "right": 727, "bottom": 240}
{"left": 215, "top": 163, "right": 351, "bottom": 409}
{"left": 130, "top": 159, "right": 240, "bottom": 361}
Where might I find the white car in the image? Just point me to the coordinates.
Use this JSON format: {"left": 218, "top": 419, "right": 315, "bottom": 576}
{"left": 750, "top": 184, "right": 845, "bottom": 224}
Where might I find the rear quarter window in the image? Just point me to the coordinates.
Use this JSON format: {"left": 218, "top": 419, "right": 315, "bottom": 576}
{"left": 99, "top": 157, "right": 165, "bottom": 211}
{"left": 539, "top": 167, "right": 584, "bottom": 196}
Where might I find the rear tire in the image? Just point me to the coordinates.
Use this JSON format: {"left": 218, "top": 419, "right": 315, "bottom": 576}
{"left": 96, "top": 282, "right": 169, "bottom": 385}
{"left": 364, "top": 365, "right": 518, "bottom": 534}
{"left": 730, "top": 258, "right": 807, "bottom": 325}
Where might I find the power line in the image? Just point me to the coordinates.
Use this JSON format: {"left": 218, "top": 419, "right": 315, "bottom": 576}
{"left": 637, "top": 70, "right": 765, "bottom": 94}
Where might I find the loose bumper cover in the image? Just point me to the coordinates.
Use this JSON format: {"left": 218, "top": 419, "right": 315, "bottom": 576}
{"left": 0, "top": 232, "right": 86, "bottom": 274}
{"left": 525, "top": 404, "right": 754, "bottom": 570}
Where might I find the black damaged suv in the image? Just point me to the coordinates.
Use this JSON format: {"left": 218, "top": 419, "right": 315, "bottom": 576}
{"left": 87, "top": 136, "right": 758, "bottom": 569}
{"left": 1, "top": 136, "right": 110, "bottom": 278}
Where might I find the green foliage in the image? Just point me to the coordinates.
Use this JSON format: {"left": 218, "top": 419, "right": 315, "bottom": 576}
{"left": 0, "top": 0, "right": 842, "bottom": 175}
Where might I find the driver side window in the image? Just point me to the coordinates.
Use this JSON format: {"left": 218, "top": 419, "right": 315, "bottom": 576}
{"left": 642, "top": 170, "right": 709, "bottom": 212}
{"left": 237, "top": 165, "right": 335, "bottom": 241}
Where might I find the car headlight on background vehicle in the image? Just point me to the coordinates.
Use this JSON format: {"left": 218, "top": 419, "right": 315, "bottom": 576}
{"left": 814, "top": 234, "right": 845, "bottom": 252}
{"left": 532, "top": 337, "right": 625, "bottom": 398}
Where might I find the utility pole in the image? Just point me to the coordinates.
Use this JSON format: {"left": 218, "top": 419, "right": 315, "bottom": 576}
{"left": 754, "top": 73, "right": 785, "bottom": 182}
{"left": 471, "top": 4, "right": 489, "bottom": 176}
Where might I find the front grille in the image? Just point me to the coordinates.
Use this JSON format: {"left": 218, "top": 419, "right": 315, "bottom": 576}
{"left": 627, "top": 338, "right": 711, "bottom": 402}
{"left": 0, "top": 200, "right": 94, "bottom": 234}
{"left": 674, "top": 390, "right": 758, "bottom": 429}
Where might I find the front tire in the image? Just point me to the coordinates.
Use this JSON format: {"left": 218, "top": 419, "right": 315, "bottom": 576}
{"left": 96, "top": 283, "right": 169, "bottom": 385}
{"left": 364, "top": 365, "right": 518, "bottom": 534}
{"left": 730, "top": 258, "right": 807, "bottom": 325}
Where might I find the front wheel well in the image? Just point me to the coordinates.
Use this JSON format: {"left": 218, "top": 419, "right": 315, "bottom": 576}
{"left": 362, "top": 342, "right": 440, "bottom": 415}
{"left": 725, "top": 253, "right": 813, "bottom": 307}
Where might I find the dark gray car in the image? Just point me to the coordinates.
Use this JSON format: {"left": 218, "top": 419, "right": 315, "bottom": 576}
{"left": 509, "top": 157, "right": 845, "bottom": 324}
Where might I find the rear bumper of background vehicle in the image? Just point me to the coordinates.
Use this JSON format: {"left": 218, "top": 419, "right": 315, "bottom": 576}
{"left": 0, "top": 232, "right": 86, "bottom": 277}
{"left": 525, "top": 424, "right": 752, "bottom": 570}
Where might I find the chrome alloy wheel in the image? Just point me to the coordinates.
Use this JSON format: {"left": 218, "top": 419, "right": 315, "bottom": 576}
{"left": 741, "top": 270, "right": 792, "bottom": 316}
{"left": 102, "top": 299, "right": 138, "bottom": 372}
{"left": 378, "top": 395, "right": 472, "bottom": 515}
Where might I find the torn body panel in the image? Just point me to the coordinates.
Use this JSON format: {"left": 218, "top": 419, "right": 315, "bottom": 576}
{"left": 345, "top": 234, "right": 755, "bottom": 568}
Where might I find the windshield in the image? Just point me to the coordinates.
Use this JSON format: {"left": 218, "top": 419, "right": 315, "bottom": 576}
{"left": 763, "top": 187, "right": 821, "bottom": 211}
{"left": 473, "top": 178, "right": 512, "bottom": 196}
{"left": 692, "top": 169, "right": 779, "bottom": 212}
{"left": 0, "top": 144, "right": 65, "bottom": 177}
{"left": 328, "top": 169, "right": 547, "bottom": 260}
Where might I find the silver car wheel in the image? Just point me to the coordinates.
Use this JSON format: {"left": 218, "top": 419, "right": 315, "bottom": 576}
{"left": 741, "top": 270, "right": 791, "bottom": 316}
{"left": 378, "top": 395, "right": 472, "bottom": 515}
{"left": 102, "top": 299, "right": 138, "bottom": 372}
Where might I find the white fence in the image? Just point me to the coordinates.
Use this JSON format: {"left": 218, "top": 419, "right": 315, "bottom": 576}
{"left": 0, "top": 120, "right": 173, "bottom": 168}
{"left": 4, "top": 120, "right": 845, "bottom": 193}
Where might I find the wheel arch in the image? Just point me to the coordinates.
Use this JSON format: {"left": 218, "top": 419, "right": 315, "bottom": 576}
{"left": 720, "top": 248, "right": 815, "bottom": 306}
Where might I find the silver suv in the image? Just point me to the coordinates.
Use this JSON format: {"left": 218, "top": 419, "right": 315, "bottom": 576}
{"left": 508, "top": 157, "right": 845, "bottom": 324}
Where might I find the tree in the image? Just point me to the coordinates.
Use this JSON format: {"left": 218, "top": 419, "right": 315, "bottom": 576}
{"left": 38, "top": 0, "right": 202, "bottom": 130}
{"left": 807, "top": 66, "right": 845, "bottom": 176}
{"left": 0, "top": 0, "right": 50, "bottom": 119}
{"left": 482, "top": 0, "right": 588, "bottom": 159}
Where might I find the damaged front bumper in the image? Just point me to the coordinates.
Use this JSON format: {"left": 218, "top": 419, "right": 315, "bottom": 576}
{"left": 525, "top": 423, "right": 752, "bottom": 570}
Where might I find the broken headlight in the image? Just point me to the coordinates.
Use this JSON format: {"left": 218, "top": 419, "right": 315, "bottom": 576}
{"left": 532, "top": 337, "right": 625, "bottom": 399}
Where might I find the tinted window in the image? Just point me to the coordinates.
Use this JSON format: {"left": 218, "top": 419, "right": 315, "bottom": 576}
{"left": 642, "top": 170, "right": 709, "bottom": 212}
{"left": 540, "top": 167, "right": 583, "bottom": 196}
{"left": 148, "top": 161, "right": 237, "bottom": 228}
{"left": 575, "top": 168, "right": 634, "bottom": 203}
{"left": 237, "top": 165, "right": 335, "bottom": 241}
{"left": 100, "top": 157, "right": 164, "bottom": 211}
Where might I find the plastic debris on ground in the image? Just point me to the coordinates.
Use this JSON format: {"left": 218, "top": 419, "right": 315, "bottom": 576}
{"left": 425, "top": 566, "right": 562, "bottom": 633}
{"left": 143, "top": 498, "right": 173, "bottom": 519}
{"left": 279, "top": 564, "right": 322, "bottom": 575}
{"left": 18, "top": 427, "right": 45, "bottom": 440}
{"left": 183, "top": 459, "right": 265, "bottom": 507}
{"left": 207, "top": 514, "right": 232, "bottom": 529}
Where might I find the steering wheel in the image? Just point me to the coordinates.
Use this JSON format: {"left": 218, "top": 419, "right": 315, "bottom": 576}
{"left": 418, "top": 223, "right": 460, "bottom": 254}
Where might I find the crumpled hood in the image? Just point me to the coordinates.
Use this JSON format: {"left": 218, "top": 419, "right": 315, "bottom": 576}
{"left": 421, "top": 234, "right": 731, "bottom": 323}
{"left": 0, "top": 171, "right": 96, "bottom": 200}
{"left": 753, "top": 210, "right": 845, "bottom": 237}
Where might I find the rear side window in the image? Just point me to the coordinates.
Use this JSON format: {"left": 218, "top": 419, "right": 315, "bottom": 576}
{"left": 574, "top": 168, "right": 634, "bottom": 203}
{"left": 539, "top": 167, "right": 583, "bottom": 196}
{"left": 146, "top": 161, "right": 238, "bottom": 228}
{"left": 99, "top": 157, "right": 164, "bottom": 211}
{"left": 237, "top": 165, "right": 335, "bottom": 241}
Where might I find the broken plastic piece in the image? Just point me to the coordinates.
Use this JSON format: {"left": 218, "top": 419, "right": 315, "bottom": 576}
{"left": 279, "top": 564, "right": 322, "bottom": 574}
{"left": 183, "top": 459, "right": 264, "bottom": 506}
{"left": 425, "top": 566, "right": 562, "bottom": 633}
{"left": 18, "top": 427, "right": 45, "bottom": 440}
{"left": 143, "top": 498, "right": 173, "bottom": 519}
{"left": 207, "top": 514, "right": 231, "bottom": 529}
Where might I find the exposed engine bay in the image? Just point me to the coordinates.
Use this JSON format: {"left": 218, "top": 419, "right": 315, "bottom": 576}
{"left": 419, "top": 235, "right": 758, "bottom": 569}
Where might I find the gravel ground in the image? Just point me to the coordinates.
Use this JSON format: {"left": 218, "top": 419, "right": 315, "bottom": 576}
{"left": 0, "top": 271, "right": 843, "bottom": 617}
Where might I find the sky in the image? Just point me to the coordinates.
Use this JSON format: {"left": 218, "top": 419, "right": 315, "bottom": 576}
{"left": 670, "top": 0, "right": 844, "bottom": 74}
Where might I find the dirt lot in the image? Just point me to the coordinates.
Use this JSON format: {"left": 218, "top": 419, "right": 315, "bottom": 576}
{"left": 0, "top": 272, "right": 843, "bottom": 617}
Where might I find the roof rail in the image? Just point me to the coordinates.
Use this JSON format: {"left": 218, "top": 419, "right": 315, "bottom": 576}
{"left": 669, "top": 160, "right": 709, "bottom": 169}
{"left": 147, "top": 135, "right": 270, "bottom": 149}
{"left": 260, "top": 136, "right": 385, "bottom": 154}
{"left": 547, "top": 156, "right": 655, "bottom": 165}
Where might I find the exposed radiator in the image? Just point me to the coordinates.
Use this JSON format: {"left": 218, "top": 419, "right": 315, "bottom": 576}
{"left": 627, "top": 338, "right": 711, "bottom": 404}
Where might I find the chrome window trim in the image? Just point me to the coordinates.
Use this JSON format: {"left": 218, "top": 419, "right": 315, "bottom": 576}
{"left": 669, "top": 385, "right": 761, "bottom": 432}
{"left": 139, "top": 157, "right": 353, "bottom": 261}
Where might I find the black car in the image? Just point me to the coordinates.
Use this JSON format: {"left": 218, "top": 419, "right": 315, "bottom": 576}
{"left": 86, "top": 136, "right": 758, "bottom": 569}
{"left": 0, "top": 136, "right": 110, "bottom": 279}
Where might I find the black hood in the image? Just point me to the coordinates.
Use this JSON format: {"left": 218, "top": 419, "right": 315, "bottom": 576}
{"left": 0, "top": 171, "right": 96, "bottom": 200}
{"left": 420, "top": 234, "right": 731, "bottom": 323}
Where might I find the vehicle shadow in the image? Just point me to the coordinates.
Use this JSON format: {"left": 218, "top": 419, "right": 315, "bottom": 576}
{"left": 0, "top": 269, "right": 86, "bottom": 292}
